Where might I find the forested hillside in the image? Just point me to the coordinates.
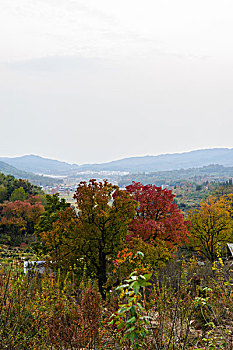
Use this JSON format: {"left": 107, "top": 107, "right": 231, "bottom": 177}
{"left": 119, "top": 164, "right": 233, "bottom": 187}
{"left": 0, "top": 161, "right": 62, "bottom": 186}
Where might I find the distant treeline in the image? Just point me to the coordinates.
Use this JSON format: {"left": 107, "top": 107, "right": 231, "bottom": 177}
{"left": 0, "top": 173, "right": 44, "bottom": 203}
{"left": 118, "top": 164, "right": 233, "bottom": 187}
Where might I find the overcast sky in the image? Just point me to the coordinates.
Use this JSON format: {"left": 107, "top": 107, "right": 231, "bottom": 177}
{"left": 1, "top": 0, "right": 233, "bottom": 164}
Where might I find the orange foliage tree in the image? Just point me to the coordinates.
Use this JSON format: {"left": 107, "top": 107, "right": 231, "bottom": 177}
{"left": 0, "top": 196, "right": 44, "bottom": 245}
{"left": 39, "top": 180, "right": 136, "bottom": 299}
{"left": 73, "top": 179, "right": 136, "bottom": 298}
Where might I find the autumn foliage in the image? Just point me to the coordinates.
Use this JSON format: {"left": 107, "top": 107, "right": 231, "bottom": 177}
{"left": 1, "top": 176, "right": 233, "bottom": 349}
{"left": 188, "top": 195, "right": 233, "bottom": 261}
{"left": 125, "top": 182, "right": 189, "bottom": 250}
{"left": 39, "top": 180, "right": 136, "bottom": 298}
{"left": 0, "top": 196, "right": 44, "bottom": 245}
{"left": 37, "top": 180, "right": 192, "bottom": 295}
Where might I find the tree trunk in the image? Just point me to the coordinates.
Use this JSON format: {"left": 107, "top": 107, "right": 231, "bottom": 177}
{"left": 98, "top": 249, "right": 107, "bottom": 300}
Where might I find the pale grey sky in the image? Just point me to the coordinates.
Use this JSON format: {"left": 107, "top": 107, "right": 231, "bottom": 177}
{"left": 1, "top": 0, "right": 233, "bottom": 164}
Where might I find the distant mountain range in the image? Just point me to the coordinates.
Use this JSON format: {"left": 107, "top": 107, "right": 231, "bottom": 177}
{"left": 0, "top": 155, "right": 78, "bottom": 175}
{"left": 1, "top": 148, "right": 233, "bottom": 175}
{"left": 78, "top": 148, "right": 233, "bottom": 173}
{"left": 0, "top": 160, "right": 61, "bottom": 186}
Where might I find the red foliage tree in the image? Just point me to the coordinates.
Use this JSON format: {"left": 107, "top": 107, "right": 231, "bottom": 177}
{"left": 125, "top": 182, "right": 189, "bottom": 250}
{"left": 0, "top": 197, "right": 44, "bottom": 245}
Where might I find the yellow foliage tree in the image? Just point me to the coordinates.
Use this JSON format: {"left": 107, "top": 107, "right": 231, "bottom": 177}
{"left": 188, "top": 196, "right": 233, "bottom": 261}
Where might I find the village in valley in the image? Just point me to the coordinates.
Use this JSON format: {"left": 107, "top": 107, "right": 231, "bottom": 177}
{"left": 0, "top": 151, "right": 233, "bottom": 348}
{"left": 1, "top": 0, "right": 233, "bottom": 348}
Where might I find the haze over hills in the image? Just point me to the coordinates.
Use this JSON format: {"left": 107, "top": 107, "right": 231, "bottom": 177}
{"left": 2, "top": 148, "right": 233, "bottom": 175}
{"left": 0, "top": 160, "right": 62, "bottom": 186}
{"left": 0, "top": 155, "right": 79, "bottom": 175}
{"left": 118, "top": 164, "right": 233, "bottom": 187}
{"left": 0, "top": 161, "right": 33, "bottom": 178}
{"left": 78, "top": 148, "right": 233, "bottom": 173}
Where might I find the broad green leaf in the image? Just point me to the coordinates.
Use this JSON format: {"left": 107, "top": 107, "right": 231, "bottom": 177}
{"left": 139, "top": 275, "right": 146, "bottom": 280}
{"left": 143, "top": 273, "right": 152, "bottom": 280}
{"left": 117, "top": 307, "right": 127, "bottom": 314}
{"left": 130, "top": 305, "right": 136, "bottom": 315}
{"left": 126, "top": 316, "right": 136, "bottom": 324}
{"left": 125, "top": 326, "right": 136, "bottom": 334}
{"left": 117, "top": 323, "right": 124, "bottom": 329}
{"left": 139, "top": 280, "right": 151, "bottom": 287}
{"left": 133, "top": 283, "right": 140, "bottom": 294}
{"left": 129, "top": 270, "right": 138, "bottom": 277}
{"left": 115, "top": 284, "right": 129, "bottom": 290}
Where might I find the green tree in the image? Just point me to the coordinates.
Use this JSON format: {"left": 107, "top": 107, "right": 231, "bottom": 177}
{"left": 0, "top": 185, "right": 8, "bottom": 203}
{"left": 0, "top": 173, "right": 43, "bottom": 200}
{"left": 34, "top": 193, "right": 70, "bottom": 256}
{"left": 9, "top": 187, "right": 27, "bottom": 202}
{"left": 35, "top": 193, "right": 70, "bottom": 234}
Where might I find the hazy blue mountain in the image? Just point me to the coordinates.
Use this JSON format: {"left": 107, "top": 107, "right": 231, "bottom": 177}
{"left": 78, "top": 148, "right": 233, "bottom": 172}
{"left": 0, "top": 161, "right": 29, "bottom": 177}
{"left": 0, "top": 155, "right": 79, "bottom": 175}
{"left": 2, "top": 148, "right": 233, "bottom": 174}
{"left": 0, "top": 161, "right": 61, "bottom": 186}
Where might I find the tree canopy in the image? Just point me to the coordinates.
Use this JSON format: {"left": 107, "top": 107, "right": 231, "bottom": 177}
{"left": 39, "top": 180, "right": 136, "bottom": 298}
{"left": 0, "top": 173, "right": 43, "bottom": 203}
{"left": 126, "top": 182, "right": 189, "bottom": 249}
{"left": 0, "top": 197, "right": 44, "bottom": 245}
{"left": 188, "top": 196, "right": 233, "bottom": 261}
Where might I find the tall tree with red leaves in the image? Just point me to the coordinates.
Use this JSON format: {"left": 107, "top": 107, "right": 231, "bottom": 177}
{"left": 125, "top": 182, "right": 189, "bottom": 251}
